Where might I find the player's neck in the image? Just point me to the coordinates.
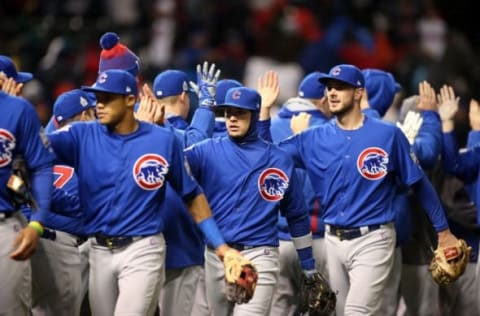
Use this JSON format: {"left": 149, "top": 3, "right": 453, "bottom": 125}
{"left": 112, "top": 115, "right": 139, "bottom": 135}
{"left": 336, "top": 109, "right": 364, "bottom": 130}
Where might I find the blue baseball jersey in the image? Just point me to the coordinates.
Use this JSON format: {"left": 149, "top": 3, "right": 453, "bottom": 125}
{"left": 279, "top": 116, "right": 425, "bottom": 228}
{"left": 392, "top": 110, "right": 442, "bottom": 245}
{"left": 0, "top": 91, "right": 54, "bottom": 221}
{"left": 47, "top": 121, "right": 201, "bottom": 236}
{"left": 443, "top": 131, "right": 480, "bottom": 223}
{"left": 185, "top": 136, "right": 309, "bottom": 246}
{"left": 161, "top": 115, "right": 207, "bottom": 269}
{"left": 271, "top": 101, "right": 330, "bottom": 239}
{"left": 41, "top": 164, "right": 85, "bottom": 235}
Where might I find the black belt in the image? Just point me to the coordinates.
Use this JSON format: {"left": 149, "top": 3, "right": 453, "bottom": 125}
{"left": 41, "top": 227, "right": 57, "bottom": 241}
{"left": 208, "top": 243, "right": 274, "bottom": 251}
{"left": 94, "top": 234, "right": 141, "bottom": 249}
{"left": 326, "top": 224, "right": 382, "bottom": 241}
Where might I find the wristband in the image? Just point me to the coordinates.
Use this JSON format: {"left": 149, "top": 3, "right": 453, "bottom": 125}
{"left": 198, "top": 216, "right": 225, "bottom": 249}
{"left": 28, "top": 221, "right": 44, "bottom": 236}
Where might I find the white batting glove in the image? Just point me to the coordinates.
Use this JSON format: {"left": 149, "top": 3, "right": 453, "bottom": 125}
{"left": 194, "top": 61, "right": 221, "bottom": 108}
{"left": 396, "top": 111, "right": 423, "bottom": 145}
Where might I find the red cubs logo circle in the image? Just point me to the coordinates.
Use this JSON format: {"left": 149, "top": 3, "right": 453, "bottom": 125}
{"left": 0, "top": 129, "right": 16, "bottom": 167}
{"left": 231, "top": 89, "right": 242, "bottom": 100}
{"left": 133, "top": 154, "right": 169, "bottom": 190}
{"left": 258, "top": 168, "right": 289, "bottom": 201}
{"left": 357, "top": 147, "right": 389, "bottom": 180}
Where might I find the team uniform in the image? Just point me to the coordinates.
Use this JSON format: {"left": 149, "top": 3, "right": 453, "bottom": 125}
{"left": 47, "top": 117, "right": 203, "bottom": 315}
{"left": 268, "top": 94, "right": 330, "bottom": 315}
{"left": 30, "top": 90, "right": 96, "bottom": 316}
{"left": 278, "top": 114, "right": 449, "bottom": 315}
{"left": 0, "top": 91, "right": 54, "bottom": 316}
{"left": 441, "top": 128, "right": 480, "bottom": 315}
{"left": 185, "top": 87, "right": 315, "bottom": 316}
{"left": 159, "top": 110, "right": 215, "bottom": 316}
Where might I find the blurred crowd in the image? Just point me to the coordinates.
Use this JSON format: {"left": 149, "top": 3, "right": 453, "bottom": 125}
{"left": 0, "top": 0, "right": 479, "bottom": 144}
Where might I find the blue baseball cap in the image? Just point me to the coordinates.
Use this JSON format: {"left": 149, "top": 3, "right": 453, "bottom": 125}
{"left": 363, "top": 69, "right": 401, "bottom": 117}
{"left": 218, "top": 87, "right": 261, "bottom": 112}
{"left": 298, "top": 72, "right": 326, "bottom": 99}
{"left": 0, "top": 55, "right": 33, "bottom": 83}
{"left": 319, "top": 64, "right": 365, "bottom": 88}
{"left": 83, "top": 69, "right": 138, "bottom": 96}
{"left": 153, "top": 70, "right": 190, "bottom": 98}
{"left": 215, "top": 79, "right": 242, "bottom": 104}
{"left": 53, "top": 89, "right": 96, "bottom": 123}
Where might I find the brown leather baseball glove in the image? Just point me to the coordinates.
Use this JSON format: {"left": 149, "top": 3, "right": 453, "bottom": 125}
{"left": 429, "top": 239, "right": 471, "bottom": 285}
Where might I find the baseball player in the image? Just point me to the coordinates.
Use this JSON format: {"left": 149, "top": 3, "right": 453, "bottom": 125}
{"left": 46, "top": 69, "right": 236, "bottom": 316}
{"left": 394, "top": 83, "right": 444, "bottom": 316}
{"left": 439, "top": 94, "right": 480, "bottom": 315}
{"left": 268, "top": 71, "right": 331, "bottom": 316}
{"left": 152, "top": 69, "right": 212, "bottom": 316}
{"left": 278, "top": 64, "right": 459, "bottom": 316}
{"left": 0, "top": 59, "right": 54, "bottom": 315}
{"left": 185, "top": 86, "right": 319, "bottom": 315}
{"left": 29, "top": 89, "right": 96, "bottom": 316}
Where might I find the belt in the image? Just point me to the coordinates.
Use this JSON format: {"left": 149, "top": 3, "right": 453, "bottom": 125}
{"left": 326, "top": 224, "right": 382, "bottom": 241}
{"left": 0, "top": 211, "right": 17, "bottom": 220}
{"left": 208, "top": 243, "right": 274, "bottom": 251}
{"left": 94, "top": 234, "right": 142, "bottom": 249}
{"left": 41, "top": 227, "right": 57, "bottom": 241}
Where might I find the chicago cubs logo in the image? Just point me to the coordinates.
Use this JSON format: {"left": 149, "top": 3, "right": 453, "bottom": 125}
{"left": 332, "top": 67, "right": 341, "bottom": 76}
{"left": 0, "top": 129, "right": 16, "bottom": 167}
{"left": 357, "top": 147, "right": 389, "bottom": 180}
{"left": 258, "top": 168, "right": 289, "bottom": 201}
{"left": 231, "top": 89, "right": 242, "bottom": 100}
{"left": 98, "top": 72, "right": 108, "bottom": 84}
{"left": 133, "top": 154, "right": 169, "bottom": 190}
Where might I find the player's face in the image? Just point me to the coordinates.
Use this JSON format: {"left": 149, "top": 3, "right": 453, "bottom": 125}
{"left": 224, "top": 107, "right": 251, "bottom": 138}
{"left": 95, "top": 92, "right": 130, "bottom": 126}
{"left": 325, "top": 80, "right": 361, "bottom": 116}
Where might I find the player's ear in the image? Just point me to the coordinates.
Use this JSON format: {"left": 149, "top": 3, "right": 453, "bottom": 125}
{"left": 125, "top": 94, "right": 137, "bottom": 109}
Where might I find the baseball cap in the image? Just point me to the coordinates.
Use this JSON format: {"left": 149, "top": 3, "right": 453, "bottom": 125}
{"left": 215, "top": 79, "right": 242, "bottom": 104}
{"left": 298, "top": 72, "right": 326, "bottom": 99}
{"left": 153, "top": 70, "right": 190, "bottom": 98}
{"left": 83, "top": 69, "right": 138, "bottom": 96}
{"left": 363, "top": 69, "right": 401, "bottom": 117}
{"left": 53, "top": 89, "right": 96, "bottom": 123}
{"left": 319, "top": 64, "right": 365, "bottom": 88}
{"left": 217, "top": 87, "right": 261, "bottom": 112}
{"left": 0, "top": 55, "right": 33, "bottom": 83}
{"left": 98, "top": 32, "right": 140, "bottom": 76}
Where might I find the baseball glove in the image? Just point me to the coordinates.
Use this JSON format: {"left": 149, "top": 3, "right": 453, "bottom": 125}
{"left": 299, "top": 271, "right": 336, "bottom": 316}
{"left": 223, "top": 249, "right": 258, "bottom": 304}
{"left": 429, "top": 239, "right": 471, "bottom": 285}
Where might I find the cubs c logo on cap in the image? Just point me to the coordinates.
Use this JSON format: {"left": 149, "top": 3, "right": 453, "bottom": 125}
{"left": 332, "top": 67, "right": 341, "bottom": 76}
{"left": 357, "top": 147, "right": 389, "bottom": 180}
{"left": 232, "top": 89, "right": 242, "bottom": 100}
{"left": 98, "top": 72, "right": 108, "bottom": 84}
{"left": 0, "top": 129, "right": 15, "bottom": 167}
{"left": 133, "top": 154, "right": 169, "bottom": 190}
{"left": 258, "top": 168, "right": 289, "bottom": 201}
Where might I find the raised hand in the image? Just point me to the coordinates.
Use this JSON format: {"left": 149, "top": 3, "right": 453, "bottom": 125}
{"left": 437, "top": 84, "right": 459, "bottom": 132}
{"left": 135, "top": 83, "right": 165, "bottom": 124}
{"left": 437, "top": 84, "right": 459, "bottom": 121}
{"left": 469, "top": 98, "right": 480, "bottom": 131}
{"left": 195, "top": 61, "right": 221, "bottom": 108}
{"left": 417, "top": 81, "right": 437, "bottom": 111}
{"left": 257, "top": 71, "right": 279, "bottom": 109}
